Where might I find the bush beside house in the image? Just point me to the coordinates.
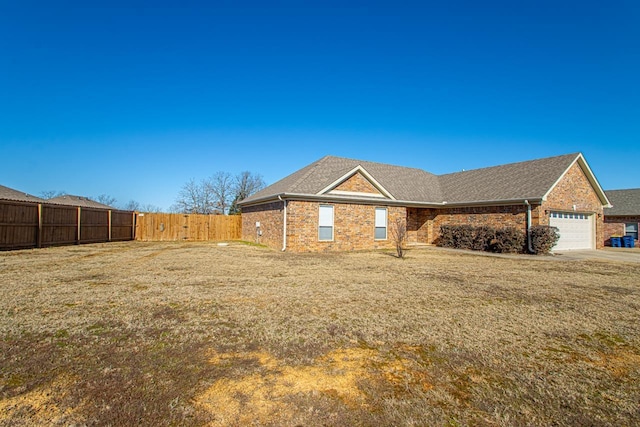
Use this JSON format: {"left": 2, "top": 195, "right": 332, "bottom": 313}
{"left": 439, "top": 224, "right": 559, "bottom": 254}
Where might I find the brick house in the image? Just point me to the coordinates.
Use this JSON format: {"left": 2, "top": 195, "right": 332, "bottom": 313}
{"left": 603, "top": 189, "right": 640, "bottom": 247}
{"left": 239, "top": 153, "right": 611, "bottom": 252}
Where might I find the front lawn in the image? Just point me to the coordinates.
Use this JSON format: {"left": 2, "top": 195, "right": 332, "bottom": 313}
{"left": 1, "top": 242, "right": 639, "bottom": 426}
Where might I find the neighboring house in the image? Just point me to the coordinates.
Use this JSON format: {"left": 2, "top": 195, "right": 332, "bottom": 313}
{"left": 0, "top": 184, "right": 45, "bottom": 203}
{"left": 603, "top": 189, "right": 640, "bottom": 247}
{"left": 46, "top": 195, "right": 114, "bottom": 210}
{"left": 238, "top": 153, "right": 610, "bottom": 252}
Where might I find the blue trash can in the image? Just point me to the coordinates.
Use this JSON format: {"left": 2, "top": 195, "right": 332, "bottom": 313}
{"left": 611, "top": 237, "right": 622, "bottom": 247}
{"left": 622, "top": 236, "right": 635, "bottom": 248}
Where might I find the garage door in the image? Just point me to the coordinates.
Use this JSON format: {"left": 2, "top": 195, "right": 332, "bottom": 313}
{"left": 549, "top": 212, "right": 594, "bottom": 250}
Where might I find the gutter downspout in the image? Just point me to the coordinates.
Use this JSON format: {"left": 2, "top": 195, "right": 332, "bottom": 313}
{"left": 278, "top": 195, "right": 287, "bottom": 251}
{"left": 524, "top": 200, "right": 534, "bottom": 253}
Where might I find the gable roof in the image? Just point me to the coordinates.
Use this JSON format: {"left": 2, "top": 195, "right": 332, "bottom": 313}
{"left": 244, "top": 155, "right": 443, "bottom": 205}
{"left": 604, "top": 189, "right": 640, "bottom": 216}
{"left": 240, "top": 153, "right": 609, "bottom": 207}
{"left": 0, "top": 184, "right": 45, "bottom": 203}
{"left": 439, "top": 153, "right": 607, "bottom": 204}
{"left": 46, "top": 195, "right": 114, "bottom": 209}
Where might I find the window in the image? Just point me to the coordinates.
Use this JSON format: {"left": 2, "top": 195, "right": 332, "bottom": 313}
{"left": 318, "top": 205, "right": 334, "bottom": 241}
{"left": 375, "top": 207, "right": 387, "bottom": 240}
{"left": 626, "top": 223, "right": 638, "bottom": 240}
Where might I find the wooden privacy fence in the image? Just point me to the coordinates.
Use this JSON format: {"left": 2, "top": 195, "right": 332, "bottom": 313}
{"left": 0, "top": 200, "right": 135, "bottom": 250}
{"left": 136, "top": 213, "right": 242, "bottom": 241}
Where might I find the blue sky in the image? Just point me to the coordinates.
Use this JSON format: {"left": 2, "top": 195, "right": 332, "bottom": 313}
{"left": 1, "top": 1, "right": 638, "bottom": 210}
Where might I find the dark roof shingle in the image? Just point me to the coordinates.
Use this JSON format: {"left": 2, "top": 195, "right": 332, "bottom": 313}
{"left": 240, "top": 152, "right": 602, "bottom": 206}
{"left": 245, "top": 155, "right": 443, "bottom": 203}
{"left": 439, "top": 153, "right": 579, "bottom": 203}
{"left": 604, "top": 189, "right": 640, "bottom": 216}
{"left": 0, "top": 185, "right": 45, "bottom": 203}
{"left": 46, "top": 195, "right": 114, "bottom": 209}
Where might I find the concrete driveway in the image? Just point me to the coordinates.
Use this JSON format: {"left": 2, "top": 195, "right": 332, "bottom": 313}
{"left": 552, "top": 248, "right": 640, "bottom": 263}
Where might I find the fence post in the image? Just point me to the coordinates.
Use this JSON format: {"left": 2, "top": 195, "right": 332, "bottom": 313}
{"left": 37, "top": 203, "right": 43, "bottom": 248}
{"left": 108, "top": 210, "right": 112, "bottom": 242}
{"left": 77, "top": 207, "right": 81, "bottom": 244}
{"left": 132, "top": 212, "right": 137, "bottom": 240}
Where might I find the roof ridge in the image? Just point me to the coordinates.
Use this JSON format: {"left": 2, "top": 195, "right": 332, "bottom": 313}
{"left": 438, "top": 152, "right": 580, "bottom": 178}
{"left": 606, "top": 188, "right": 640, "bottom": 192}
{"left": 324, "top": 155, "right": 436, "bottom": 175}
{"left": 288, "top": 156, "right": 333, "bottom": 193}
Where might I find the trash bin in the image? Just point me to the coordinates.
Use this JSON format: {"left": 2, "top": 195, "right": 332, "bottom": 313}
{"left": 622, "top": 236, "right": 635, "bottom": 248}
{"left": 611, "top": 237, "right": 622, "bottom": 247}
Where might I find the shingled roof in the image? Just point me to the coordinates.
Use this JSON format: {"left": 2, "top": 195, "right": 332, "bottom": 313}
{"left": 46, "top": 195, "right": 114, "bottom": 209}
{"left": 240, "top": 152, "right": 609, "bottom": 207}
{"left": 605, "top": 189, "right": 640, "bottom": 216}
{"left": 439, "top": 153, "right": 580, "bottom": 203}
{"left": 0, "top": 184, "right": 45, "bottom": 203}
{"left": 245, "top": 156, "right": 443, "bottom": 204}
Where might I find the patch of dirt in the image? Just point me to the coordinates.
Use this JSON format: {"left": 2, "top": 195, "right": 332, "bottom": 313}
{"left": 0, "top": 375, "right": 79, "bottom": 425}
{"left": 196, "top": 347, "right": 374, "bottom": 425}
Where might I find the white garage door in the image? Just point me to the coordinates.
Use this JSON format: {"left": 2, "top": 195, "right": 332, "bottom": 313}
{"left": 549, "top": 212, "right": 594, "bottom": 250}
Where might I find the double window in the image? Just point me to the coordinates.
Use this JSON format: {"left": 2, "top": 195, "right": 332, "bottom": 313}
{"left": 626, "top": 223, "right": 638, "bottom": 240}
{"left": 318, "top": 205, "right": 334, "bottom": 241}
{"left": 375, "top": 207, "right": 387, "bottom": 240}
{"left": 318, "top": 205, "right": 388, "bottom": 241}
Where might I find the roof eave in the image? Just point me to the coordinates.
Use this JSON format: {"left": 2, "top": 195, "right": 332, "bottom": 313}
{"left": 441, "top": 198, "right": 545, "bottom": 207}
{"left": 239, "top": 193, "right": 545, "bottom": 208}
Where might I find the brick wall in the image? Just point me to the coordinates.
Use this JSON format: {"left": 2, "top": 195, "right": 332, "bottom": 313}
{"left": 241, "top": 201, "right": 284, "bottom": 249}
{"left": 431, "top": 205, "right": 528, "bottom": 245}
{"left": 286, "top": 200, "right": 406, "bottom": 252}
{"left": 407, "top": 208, "right": 436, "bottom": 244}
{"left": 540, "top": 162, "right": 605, "bottom": 248}
{"left": 604, "top": 216, "right": 639, "bottom": 247}
{"left": 333, "top": 172, "right": 381, "bottom": 194}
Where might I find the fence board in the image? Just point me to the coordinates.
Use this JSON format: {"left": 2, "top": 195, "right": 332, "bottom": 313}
{"left": 0, "top": 200, "right": 135, "bottom": 250}
{"left": 136, "top": 213, "right": 241, "bottom": 241}
{"left": 80, "top": 208, "right": 109, "bottom": 243}
{"left": 41, "top": 204, "right": 77, "bottom": 246}
{"left": 111, "top": 211, "right": 135, "bottom": 241}
{"left": 0, "top": 201, "right": 38, "bottom": 250}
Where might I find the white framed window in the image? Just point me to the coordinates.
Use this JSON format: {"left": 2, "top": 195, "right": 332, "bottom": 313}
{"left": 318, "top": 205, "right": 334, "bottom": 241}
{"left": 626, "top": 223, "right": 638, "bottom": 240}
{"left": 375, "top": 207, "right": 387, "bottom": 240}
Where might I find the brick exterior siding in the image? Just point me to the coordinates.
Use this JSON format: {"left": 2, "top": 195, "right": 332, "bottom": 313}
{"left": 286, "top": 201, "right": 405, "bottom": 252}
{"left": 333, "top": 172, "right": 382, "bottom": 194}
{"left": 241, "top": 201, "right": 284, "bottom": 249}
{"left": 407, "top": 208, "right": 436, "bottom": 244}
{"left": 538, "top": 162, "right": 605, "bottom": 249}
{"left": 604, "top": 216, "right": 639, "bottom": 247}
{"left": 431, "top": 205, "right": 528, "bottom": 245}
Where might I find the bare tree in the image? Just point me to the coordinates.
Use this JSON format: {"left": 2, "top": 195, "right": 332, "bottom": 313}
{"left": 229, "top": 171, "right": 266, "bottom": 214}
{"left": 139, "top": 203, "right": 163, "bottom": 213}
{"left": 94, "top": 194, "right": 117, "bottom": 207}
{"left": 208, "top": 172, "right": 233, "bottom": 215}
{"left": 40, "top": 190, "right": 66, "bottom": 199}
{"left": 174, "top": 171, "right": 264, "bottom": 215}
{"left": 172, "top": 178, "right": 217, "bottom": 214}
{"left": 122, "top": 200, "right": 141, "bottom": 211}
{"left": 390, "top": 217, "right": 408, "bottom": 259}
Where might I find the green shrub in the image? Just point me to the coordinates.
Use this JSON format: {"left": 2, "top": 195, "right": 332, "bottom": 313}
{"left": 492, "top": 227, "right": 526, "bottom": 253}
{"left": 529, "top": 225, "right": 560, "bottom": 254}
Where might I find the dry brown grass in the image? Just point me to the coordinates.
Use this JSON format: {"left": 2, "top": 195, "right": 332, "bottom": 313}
{"left": 1, "top": 241, "right": 639, "bottom": 426}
